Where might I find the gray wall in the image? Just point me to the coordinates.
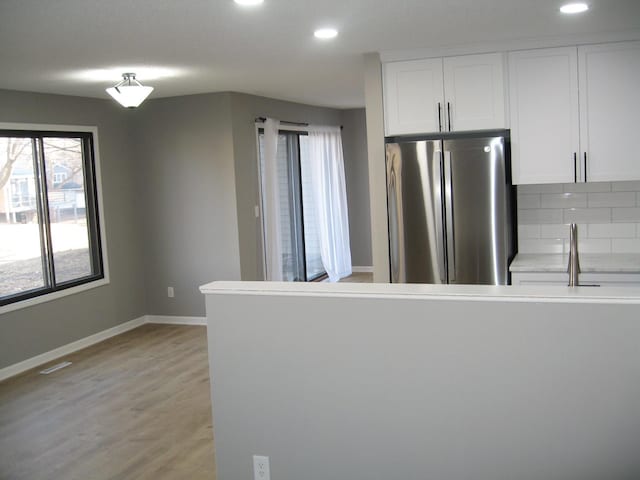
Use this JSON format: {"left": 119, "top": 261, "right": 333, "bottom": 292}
{"left": 133, "top": 93, "right": 241, "bottom": 317}
{"left": 340, "top": 108, "right": 372, "bottom": 268}
{"left": 0, "top": 89, "right": 146, "bottom": 369}
{"left": 228, "top": 93, "right": 343, "bottom": 280}
{"left": 0, "top": 89, "right": 374, "bottom": 368}
{"left": 135, "top": 92, "right": 363, "bottom": 312}
{"left": 206, "top": 288, "right": 640, "bottom": 480}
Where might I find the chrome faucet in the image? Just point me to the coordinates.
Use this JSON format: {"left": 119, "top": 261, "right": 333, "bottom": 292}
{"left": 567, "top": 223, "right": 580, "bottom": 286}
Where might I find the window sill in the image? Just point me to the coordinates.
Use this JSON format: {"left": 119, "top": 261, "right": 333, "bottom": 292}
{"left": 0, "top": 277, "right": 110, "bottom": 315}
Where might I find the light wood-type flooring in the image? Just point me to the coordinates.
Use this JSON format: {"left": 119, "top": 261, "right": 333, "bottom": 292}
{"left": 0, "top": 324, "right": 216, "bottom": 480}
{"left": 339, "top": 272, "right": 373, "bottom": 283}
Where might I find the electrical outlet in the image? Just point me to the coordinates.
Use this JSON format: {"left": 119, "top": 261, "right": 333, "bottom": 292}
{"left": 167, "top": 286, "right": 174, "bottom": 298}
{"left": 253, "top": 455, "right": 270, "bottom": 480}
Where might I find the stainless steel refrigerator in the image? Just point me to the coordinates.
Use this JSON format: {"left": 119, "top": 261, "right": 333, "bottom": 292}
{"left": 386, "top": 131, "right": 516, "bottom": 285}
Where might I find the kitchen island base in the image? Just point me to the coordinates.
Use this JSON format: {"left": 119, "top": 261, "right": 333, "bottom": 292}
{"left": 201, "top": 282, "right": 640, "bottom": 480}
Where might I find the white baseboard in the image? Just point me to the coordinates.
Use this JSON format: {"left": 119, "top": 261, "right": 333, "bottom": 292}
{"left": 146, "top": 315, "right": 206, "bottom": 326}
{"left": 352, "top": 266, "right": 374, "bottom": 273}
{"left": 0, "top": 315, "right": 147, "bottom": 382}
{"left": 0, "top": 315, "right": 208, "bottom": 382}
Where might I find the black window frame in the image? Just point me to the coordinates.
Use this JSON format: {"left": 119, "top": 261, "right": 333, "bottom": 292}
{"left": 0, "top": 128, "right": 105, "bottom": 307}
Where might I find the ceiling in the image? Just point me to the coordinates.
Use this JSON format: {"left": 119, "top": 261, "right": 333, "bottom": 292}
{"left": 0, "top": 0, "right": 639, "bottom": 109}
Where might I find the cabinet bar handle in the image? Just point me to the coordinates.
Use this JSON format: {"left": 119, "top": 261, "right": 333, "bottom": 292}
{"left": 584, "top": 152, "right": 587, "bottom": 183}
{"left": 573, "top": 152, "right": 577, "bottom": 183}
{"left": 447, "top": 102, "right": 452, "bottom": 132}
{"left": 438, "top": 102, "right": 442, "bottom": 132}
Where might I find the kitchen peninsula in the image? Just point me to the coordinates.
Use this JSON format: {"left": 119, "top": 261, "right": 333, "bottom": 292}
{"left": 201, "top": 281, "right": 640, "bottom": 480}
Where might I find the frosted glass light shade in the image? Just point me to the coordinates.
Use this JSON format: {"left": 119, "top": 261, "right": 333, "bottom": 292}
{"left": 106, "top": 84, "right": 154, "bottom": 108}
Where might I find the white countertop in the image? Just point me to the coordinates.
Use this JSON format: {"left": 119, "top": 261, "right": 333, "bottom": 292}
{"left": 509, "top": 253, "right": 640, "bottom": 273}
{"left": 200, "top": 280, "right": 640, "bottom": 304}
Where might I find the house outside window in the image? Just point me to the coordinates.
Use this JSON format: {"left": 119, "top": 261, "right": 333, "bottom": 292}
{"left": 52, "top": 167, "right": 69, "bottom": 187}
{"left": 0, "top": 125, "right": 107, "bottom": 309}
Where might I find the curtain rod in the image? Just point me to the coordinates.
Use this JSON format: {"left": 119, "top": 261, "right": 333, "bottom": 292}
{"left": 254, "top": 117, "right": 343, "bottom": 129}
{"left": 255, "top": 116, "right": 307, "bottom": 126}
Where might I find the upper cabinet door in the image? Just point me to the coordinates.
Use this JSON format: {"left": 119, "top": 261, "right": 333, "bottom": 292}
{"left": 383, "top": 54, "right": 506, "bottom": 136}
{"left": 383, "top": 58, "right": 444, "bottom": 136}
{"left": 579, "top": 41, "right": 640, "bottom": 182}
{"left": 443, "top": 53, "right": 506, "bottom": 132}
{"left": 508, "top": 47, "right": 580, "bottom": 185}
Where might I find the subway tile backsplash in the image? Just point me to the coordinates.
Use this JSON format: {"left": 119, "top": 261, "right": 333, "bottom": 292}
{"left": 519, "top": 208, "right": 564, "bottom": 225}
{"left": 540, "top": 193, "right": 586, "bottom": 209}
{"left": 587, "top": 192, "right": 635, "bottom": 208}
{"left": 612, "top": 208, "right": 640, "bottom": 223}
{"left": 517, "top": 182, "right": 640, "bottom": 254}
{"left": 563, "top": 207, "right": 611, "bottom": 224}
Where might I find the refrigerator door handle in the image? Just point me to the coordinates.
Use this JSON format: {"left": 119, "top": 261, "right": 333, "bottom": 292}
{"left": 444, "top": 151, "right": 456, "bottom": 282}
{"left": 434, "top": 152, "right": 446, "bottom": 283}
{"left": 387, "top": 159, "right": 400, "bottom": 283}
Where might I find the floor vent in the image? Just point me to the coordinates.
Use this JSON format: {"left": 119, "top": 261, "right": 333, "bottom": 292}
{"left": 39, "top": 361, "right": 72, "bottom": 375}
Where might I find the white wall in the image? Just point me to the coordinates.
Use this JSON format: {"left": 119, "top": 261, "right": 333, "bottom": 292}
{"left": 364, "top": 53, "right": 389, "bottom": 282}
{"left": 205, "top": 285, "right": 640, "bottom": 480}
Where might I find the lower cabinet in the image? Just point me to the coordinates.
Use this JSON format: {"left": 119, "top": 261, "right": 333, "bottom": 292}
{"left": 512, "top": 272, "right": 640, "bottom": 286}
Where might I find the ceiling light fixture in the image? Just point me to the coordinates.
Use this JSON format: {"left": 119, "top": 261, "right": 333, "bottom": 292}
{"left": 234, "top": 0, "right": 264, "bottom": 6}
{"left": 560, "top": 3, "right": 589, "bottom": 14}
{"left": 314, "top": 28, "right": 338, "bottom": 40}
{"left": 106, "top": 73, "right": 154, "bottom": 108}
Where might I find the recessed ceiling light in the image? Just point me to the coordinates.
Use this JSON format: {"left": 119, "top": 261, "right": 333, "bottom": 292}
{"left": 560, "top": 3, "right": 589, "bottom": 14}
{"left": 314, "top": 28, "right": 338, "bottom": 40}
{"left": 234, "top": 0, "right": 264, "bottom": 6}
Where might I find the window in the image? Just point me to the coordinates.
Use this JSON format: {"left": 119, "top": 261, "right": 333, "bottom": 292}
{"left": 0, "top": 128, "right": 105, "bottom": 307}
{"left": 258, "top": 130, "right": 325, "bottom": 281}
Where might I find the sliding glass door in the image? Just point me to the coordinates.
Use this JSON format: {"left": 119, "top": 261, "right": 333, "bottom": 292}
{"left": 298, "top": 135, "right": 324, "bottom": 280}
{"left": 259, "top": 130, "right": 325, "bottom": 282}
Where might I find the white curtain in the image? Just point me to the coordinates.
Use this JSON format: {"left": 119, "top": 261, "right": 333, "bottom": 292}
{"left": 307, "top": 126, "right": 352, "bottom": 282}
{"left": 261, "top": 118, "right": 283, "bottom": 281}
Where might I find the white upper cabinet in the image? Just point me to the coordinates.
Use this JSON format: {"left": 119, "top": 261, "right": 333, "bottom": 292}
{"left": 510, "top": 40, "right": 640, "bottom": 185}
{"left": 508, "top": 47, "right": 580, "bottom": 184}
{"left": 579, "top": 41, "right": 640, "bottom": 182}
{"left": 383, "top": 58, "right": 444, "bottom": 136}
{"left": 442, "top": 53, "right": 506, "bottom": 132}
{"left": 383, "top": 53, "right": 506, "bottom": 136}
